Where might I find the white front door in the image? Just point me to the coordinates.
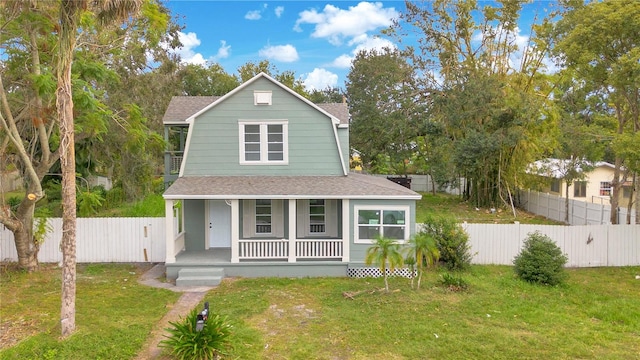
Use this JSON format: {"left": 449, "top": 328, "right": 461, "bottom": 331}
{"left": 208, "top": 200, "right": 231, "bottom": 248}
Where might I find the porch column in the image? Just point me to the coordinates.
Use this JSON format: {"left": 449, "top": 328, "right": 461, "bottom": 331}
{"left": 342, "top": 199, "right": 350, "bottom": 262}
{"left": 288, "top": 199, "right": 296, "bottom": 262}
{"left": 165, "top": 199, "right": 176, "bottom": 263}
{"left": 231, "top": 199, "right": 239, "bottom": 263}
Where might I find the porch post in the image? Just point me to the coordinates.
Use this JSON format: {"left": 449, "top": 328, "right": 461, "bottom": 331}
{"left": 288, "top": 199, "right": 296, "bottom": 262}
{"left": 165, "top": 199, "right": 176, "bottom": 263}
{"left": 231, "top": 199, "right": 239, "bottom": 263}
{"left": 342, "top": 199, "right": 350, "bottom": 262}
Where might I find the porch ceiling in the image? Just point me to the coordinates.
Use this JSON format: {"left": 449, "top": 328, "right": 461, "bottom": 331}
{"left": 163, "top": 173, "right": 421, "bottom": 200}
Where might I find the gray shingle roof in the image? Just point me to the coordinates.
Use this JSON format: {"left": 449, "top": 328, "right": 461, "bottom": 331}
{"left": 164, "top": 172, "right": 421, "bottom": 200}
{"left": 162, "top": 96, "right": 220, "bottom": 124}
{"left": 162, "top": 96, "right": 349, "bottom": 125}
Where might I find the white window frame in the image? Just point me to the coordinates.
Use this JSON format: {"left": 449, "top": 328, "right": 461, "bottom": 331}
{"left": 309, "top": 199, "right": 326, "bottom": 234}
{"left": 239, "top": 120, "right": 288, "bottom": 165}
{"left": 255, "top": 199, "right": 272, "bottom": 235}
{"left": 600, "top": 181, "right": 612, "bottom": 196}
{"left": 254, "top": 90, "right": 272, "bottom": 105}
{"left": 354, "top": 205, "right": 410, "bottom": 244}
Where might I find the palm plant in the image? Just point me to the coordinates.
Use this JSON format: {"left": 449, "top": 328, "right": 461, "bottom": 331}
{"left": 365, "top": 235, "right": 404, "bottom": 292}
{"left": 406, "top": 232, "right": 440, "bottom": 290}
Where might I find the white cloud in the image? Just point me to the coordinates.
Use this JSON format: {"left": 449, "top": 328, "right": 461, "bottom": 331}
{"left": 172, "top": 31, "right": 206, "bottom": 65}
{"left": 331, "top": 35, "right": 396, "bottom": 68}
{"left": 275, "top": 6, "right": 284, "bottom": 18}
{"left": 294, "top": 2, "right": 398, "bottom": 46}
{"left": 245, "top": 10, "right": 261, "bottom": 20}
{"left": 303, "top": 68, "right": 338, "bottom": 91}
{"left": 259, "top": 44, "right": 299, "bottom": 62}
{"left": 213, "top": 40, "right": 231, "bottom": 60}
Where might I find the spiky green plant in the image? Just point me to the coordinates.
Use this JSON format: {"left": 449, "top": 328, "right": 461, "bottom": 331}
{"left": 365, "top": 235, "right": 404, "bottom": 292}
{"left": 406, "top": 232, "right": 440, "bottom": 289}
{"left": 160, "top": 308, "right": 233, "bottom": 360}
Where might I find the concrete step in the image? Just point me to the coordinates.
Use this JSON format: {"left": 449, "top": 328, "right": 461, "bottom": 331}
{"left": 176, "top": 267, "right": 225, "bottom": 287}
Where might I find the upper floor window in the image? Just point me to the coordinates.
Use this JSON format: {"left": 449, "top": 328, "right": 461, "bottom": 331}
{"left": 573, "top": 181, "right": 587, "bottom": 198}
{"left": 239, "top": 121, "right": 288, "bottom": 164}
{"left": 309, "top": 199, "right": 326, "bottom": 234}
{"left": 599, "top": 181, "right": 612, "bottom": 196}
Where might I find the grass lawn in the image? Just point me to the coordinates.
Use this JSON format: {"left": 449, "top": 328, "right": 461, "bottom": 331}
{"left": 416, "top": 192, "right": 562, "bottom": 225}
{"left": 215, "top": 266, "right": 639, "bottom": 359}
{"left": 0, "top": 263, "right": 180, "bottom": 360}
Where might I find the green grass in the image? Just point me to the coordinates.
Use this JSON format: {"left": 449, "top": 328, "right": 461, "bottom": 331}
{"left": 0, "top": 264, "right": 180, "bottom": 359}
{"left": 416, "top": 192, "right": 562, "bottom": 224}
{"left": 206, "top": 266, "right": 640, "bottom": 360}
{"left": 97, "top": 193, "right": 165, "bottom": 217}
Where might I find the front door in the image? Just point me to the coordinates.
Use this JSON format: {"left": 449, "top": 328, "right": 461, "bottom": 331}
{"left": 208, "top": 200, "right": 231, "bottom": 248}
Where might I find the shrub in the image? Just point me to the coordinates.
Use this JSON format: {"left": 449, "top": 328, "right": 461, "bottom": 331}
{"left": 420, "top": 216, "right": 472, "bottom": 271}
{"left": 439, "top": 272, "right": 469, "bottom": 292}
{"left": 513, "top": 231, "right": 568, "bottom": 285}
{"left": 160, "top": 307, "right": 232, "bottom": 360}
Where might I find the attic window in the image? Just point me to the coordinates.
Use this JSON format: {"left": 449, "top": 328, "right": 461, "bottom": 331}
{"left": 254, "top": 91, "right": 272, "bottom": 105}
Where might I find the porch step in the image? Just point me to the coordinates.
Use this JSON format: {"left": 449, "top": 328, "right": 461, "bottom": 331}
{"left": 176, "top": 267, "right": 225, "bottom": 287}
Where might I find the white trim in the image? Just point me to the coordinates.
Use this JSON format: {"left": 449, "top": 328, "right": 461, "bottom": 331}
{"left": 164, "top": 194, "right": 422, "bottom": 200}
{"left": 231, "top": 199, "right": 239, "bottom": 263}
{"left": 288, "top": 199, "right": 296, "bottom": 262}
{"left": 185, "top": 73, "right": 340, "bottom": 124}
{"left": 342, "top": 199, "right": 350, "bottom": 262}
{"left": 238, "top": 120, "right": 289, "bottom": 165}
{"left": 165, "top": 200, "right": 176, "bottom": 263}
{"left": 353, "top": 205, "right": 410, "bottom": 244}
{"left": 177, "top": 120, "right": 195, "bottom": 177}
{"left": 332, "top": 122, "right": 348, "bottom": 175}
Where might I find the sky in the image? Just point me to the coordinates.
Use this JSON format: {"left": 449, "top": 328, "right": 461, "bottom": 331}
{"left": 164, "top": 1, "right": 556, "bottom": 91}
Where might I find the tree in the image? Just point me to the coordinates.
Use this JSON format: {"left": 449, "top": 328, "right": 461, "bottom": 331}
{"left": 237, "top": 60, "right": 309, "bottom": 97}
{"left": 550, "top": 0, "right": 640, "bottom": 224}
{"left": 388, "top": 0, "right": 555, "bottom": 209}
{"left": 178, "top": 63, "right": 239, "bottom": 96}
{"left": 308, "top": 86, "right": 345, "bottom": 104}
{"left": 405, "top": 232, "right": 439, "bottom": 290}
{"left": 364, "top": 235, "right": 404, "bottom": 292}
{"left": 346, "top": 47, "right": 423, "bottom": 174}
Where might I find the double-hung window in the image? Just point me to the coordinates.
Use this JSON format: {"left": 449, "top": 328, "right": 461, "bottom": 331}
{"left": 255, "top": 199, "right": 272, "bottom": 234}
{"left": 573, "top": 181, "right": 587, "bottom": 198}
{"left": 599, "top": 181, "right": 612, "bottom": 196}
{"left": 309, "top": 199, "right": 326, "bottom": 234}
{"left": 239, "top": 121, "right": 288, "bottom": 164}
{"left": 355, "top": 206, "right": 409, "bottom": 243}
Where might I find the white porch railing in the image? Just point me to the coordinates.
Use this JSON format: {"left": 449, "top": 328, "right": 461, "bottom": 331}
{"left": 237, "top": 239, "right": 343, "bottom": 260}
{"left": 238, "top": 239, "right": 288, "bottom": 259}
{"left": 296, "top": 239, "right": 343, "bottom": 258}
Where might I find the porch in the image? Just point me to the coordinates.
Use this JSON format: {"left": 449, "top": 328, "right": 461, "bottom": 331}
{"left": 165, "top": 248, "right": 349, "bottom": 280}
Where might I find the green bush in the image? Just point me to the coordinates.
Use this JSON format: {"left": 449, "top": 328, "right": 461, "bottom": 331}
{"left": 160, "top": 307, "right": 232, "bottom": 360}
{"left": 439, "top": 272, "right": 469, "bottom": 291}
{"left": 7, "top": 196, "right": 21, "bottom": 212}
{"left": 513, "top": 231, "right": 568, "bottom": 285}
{"left": 420, "top": 216, "right": 472, "bottom": 271}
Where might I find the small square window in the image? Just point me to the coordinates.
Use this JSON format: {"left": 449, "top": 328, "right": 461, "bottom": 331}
{"left": 254, "top": 91, "right": 272, "bottom": 105}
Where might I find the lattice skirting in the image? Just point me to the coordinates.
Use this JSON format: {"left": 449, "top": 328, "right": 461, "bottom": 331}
{"left": 347, "top": 267, "right": 416, "bottom": 279}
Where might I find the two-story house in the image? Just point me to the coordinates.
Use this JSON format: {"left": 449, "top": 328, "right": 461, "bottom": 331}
{"left": 162, "top": 73, "right": 421, "bottom": 286}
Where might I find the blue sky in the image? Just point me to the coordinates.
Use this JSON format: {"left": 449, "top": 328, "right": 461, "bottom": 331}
{"left": 164, "top": 1, "right": 556, "bottom": 91}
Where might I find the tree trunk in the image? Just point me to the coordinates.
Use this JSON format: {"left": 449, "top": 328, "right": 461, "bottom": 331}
{"left": 609, "top": 157, "right": 623, "bottom": 225}
{"left": 58, "top": 0, "right": 81, "bottom": 338}
{"left": 13, "top": 200, "right": 40, "bottom": 271}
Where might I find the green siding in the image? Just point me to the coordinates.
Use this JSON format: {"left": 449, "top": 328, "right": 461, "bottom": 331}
{"left": 184, "top": 199, "right": 205, "bottom": 251}
{"left": 183, "top": 78, "right": 345, "bottom": 176}
{"left": 348, "top": 199, "right": 417, "bottom": 263}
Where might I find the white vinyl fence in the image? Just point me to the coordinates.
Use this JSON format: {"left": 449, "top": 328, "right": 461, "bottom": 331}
{"left": 1, "top": 218, "right": 165, "bottom": 263}
{"left": 463, "top": 223, "right": 639, "bottom": 267}
{"left": 2, "top": 218, "right": 638, "bottom": 267}
{"left": 518, "top": 189, "right": 637, "bottom": 225}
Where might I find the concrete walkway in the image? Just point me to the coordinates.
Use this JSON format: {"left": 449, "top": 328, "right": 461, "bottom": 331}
{"left": 135, "top": 264, "right": 216, "bottom": 360}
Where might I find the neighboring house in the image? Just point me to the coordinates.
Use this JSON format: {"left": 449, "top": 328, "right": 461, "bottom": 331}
{"left": 162, "top": 73, "right": 421, "bottom": 285}
{"left": 530, "top": 158, "right": 632, "bottom": 207}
